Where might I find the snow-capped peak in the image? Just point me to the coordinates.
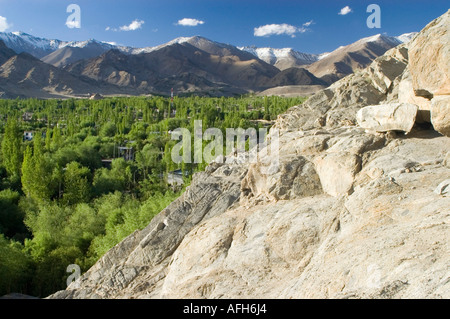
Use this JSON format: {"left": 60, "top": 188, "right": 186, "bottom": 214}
{"left": 363, "top": 33, "right": 384, "bottom": 43}
{"left": 0, "top": 31, "right": 68, "bottom": 57}
{"left": 395, "top": 32, "right": 418, "bottom": 43}
{"left": 359, "top": 33, "right": 402, "bottom": 47}
{"left": 125, "top": 36, "right": 195, "bottom": 55}
{"left": 360, "top": 32, "right": 418, "bottom": 46}
{"left": 238, "top": 46, "right": 319, "bottom": 66}
{"left": 11, "top": 31, "right": 26, "bottom": 36}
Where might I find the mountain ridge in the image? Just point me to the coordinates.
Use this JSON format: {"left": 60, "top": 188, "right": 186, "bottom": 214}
{"left": 0, "top": 41, "right": 138, "bottom": 99}
{"left": 0, "top": 31, "right": 416, "bottom": 98}
{"left": 0, "top": 31, "right": 415, "bottom": 64}
{"left": 62, "top": 41, "right": 280, "bottom": 95}
{"left": 306, "top": 33, "right": 406, "bottom": 84}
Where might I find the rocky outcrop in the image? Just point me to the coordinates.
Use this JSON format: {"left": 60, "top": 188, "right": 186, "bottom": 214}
{"left": 51, "top": 165, "right": 246, "bottom": 298}
{"left": 49, "top": 10, "right": 450, "bottom": 299}
{"left": 408, "top": 9, "right": 450, "bottom": 136}
{"left": 409, "top": 10, "right": 449, "bottom": 96}
{"left": 271, "top": 45, "right": 409, "bottom": 135}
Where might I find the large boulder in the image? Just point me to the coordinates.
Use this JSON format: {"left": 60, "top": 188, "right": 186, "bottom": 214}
{"left": 356, "top": 103, "right": 418, "bottom": 133}
{"left": 397, "top": 66, "right": 432, "bottom": 122}
{"left": 409, "top": 9, "right": 450, "bottom": 97}
{"left": 407, "top": 10, "right": 449, "bottom": 136}
{"left": 314, "top": 152, "right": 361, "bottom": 197}
{"left": 431, "top": 96, "right": 450, "bottom": 136}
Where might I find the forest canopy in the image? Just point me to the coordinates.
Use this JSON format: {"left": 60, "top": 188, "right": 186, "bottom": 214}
{"left": 0, "top": 95, "right": 306, "bottom": 297}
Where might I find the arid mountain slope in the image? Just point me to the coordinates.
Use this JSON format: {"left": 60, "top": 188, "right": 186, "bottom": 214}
{"left": 41, "top": 40, "right": 116, "bottom": 67}
{"left": 262, "top": 67, "right": 328, "bottom": 87}
{"left": 0, "top": 40, "right": 16, "bottom": 64}
{"left": 307, "top": 34, "right": 403, "bottom": 84}
{"left": 0, "top": 44, "right": 132, "bottom": 99}
{"left": 63, "top": 42, "right": 281, "bottom": 94}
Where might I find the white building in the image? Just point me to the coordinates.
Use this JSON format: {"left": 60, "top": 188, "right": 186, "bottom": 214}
{"left": 23, "top": 131, "right": 33, "bottom": 141}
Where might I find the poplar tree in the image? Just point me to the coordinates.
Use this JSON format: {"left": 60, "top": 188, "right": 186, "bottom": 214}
{"left": 1, "top": 117, "right": 22, "bottom": 178}
{"left": 21, "top": 146, "right": 33, "bottom": 198}
{"left": 21, "top": 133, "right": 53, "bottom": 203}
{"left": 52, "top": 127, "right": 62, "bottom": 150}
{"left": 45, "top": 127, "right": 52, "bottom": 151}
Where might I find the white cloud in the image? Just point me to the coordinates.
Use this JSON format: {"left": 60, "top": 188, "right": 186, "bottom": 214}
{"left": 0, "top": 16, "right": 12, "bottom": 32}
{"left": 339, "top": 6, "right": 353, "bottom": 15}
{"left": 120, "top": 19, "right": 145, "bottom": 31}
{"left": 106, "top": 19, "right": 145, "bottom": 32}
{"left": 303, "top": 20, "right": 314, "bottom": 27}
{"left": 176, "top": 18, "right": 205, "bottom": 27}
{"left": 254, "top": 23, "right": 308, "bottom": 38}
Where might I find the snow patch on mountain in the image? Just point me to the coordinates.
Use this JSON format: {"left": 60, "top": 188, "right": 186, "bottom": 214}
{"left": 395, "top": 32, "right": 418, "bottom": 43}
{"left": 0, "top": 31, "right": 67, "bottom": 56}
{"left": 0, "top": 31, "right": 418, "bottom": 64}
{"left": 238, "top": 46, "right": 319, "bottom": 68}
{"left": 359, "top": 34, "right": 402, "bottom": 47}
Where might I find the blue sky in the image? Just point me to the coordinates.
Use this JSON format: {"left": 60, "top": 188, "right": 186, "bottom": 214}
{"left": 0, "top": 0, "right": 448, "bottom": 54}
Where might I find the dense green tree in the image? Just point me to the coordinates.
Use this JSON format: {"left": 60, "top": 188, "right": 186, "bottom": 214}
{"left": 92, "top": 158, "right": 130, "bottom": 196}
{"left": 0, "top": 235, "right": 32, "bottom": 296}
{"left": 76, "top": 144, "right": 102, "bottom": 170}
{"left": 21, "top": 146, "right": 34, "bottom": 198}
{"left": 21, "top": 134, "right": 54, "bottom": 204}
{"left": 64, "top": 203, "right": 106, "bottom": 256}
{"left": 51, "top": 127, "right": 62, "bottom": 150}
{"left": 28, "top": 245, "right": 83, "bottom": 297}
{"left": 62, "top": 162, "right": 91, "bottom": 206}
{"left": 135, "top": 143, "right": 160, "bottom": 180}
{"left": 45, "top": 127, "right": 52, "bottom": 151}
{"left": 100, "top": 122, "right": 117, "bottom": 138}
{"left": 1, "top": 117, "right": 22, "bottom": 179}
{"left": 0, "top": 189, "right": 28, "bottom": 240}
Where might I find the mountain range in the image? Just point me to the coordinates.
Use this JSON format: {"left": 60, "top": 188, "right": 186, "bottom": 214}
{"left": 0, "top": 31, "right": 417, "bottom": 98}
